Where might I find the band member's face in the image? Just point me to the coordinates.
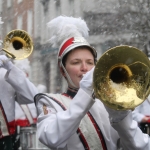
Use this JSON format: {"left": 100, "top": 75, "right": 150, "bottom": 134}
{"left": 65, "top": 48, "right": 95, "bottom": 88}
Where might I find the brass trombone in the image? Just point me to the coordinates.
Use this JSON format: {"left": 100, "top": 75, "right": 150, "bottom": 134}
{"left": 1, "top": 29, "right": 33, "bottom": 59}
{"left": 93, "top": 45, "right": 150, "bottom": 110}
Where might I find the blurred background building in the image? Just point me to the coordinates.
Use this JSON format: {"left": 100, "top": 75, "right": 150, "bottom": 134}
{"left": 1, "top": 0, "right": 150, "bottom": 93}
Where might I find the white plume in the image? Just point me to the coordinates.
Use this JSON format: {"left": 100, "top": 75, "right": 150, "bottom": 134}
{"left": 47, "top": 16, "right": 89, "bottom": 47}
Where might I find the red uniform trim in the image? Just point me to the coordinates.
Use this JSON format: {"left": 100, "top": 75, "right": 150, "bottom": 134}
{"left": 87, "top": 112, "right": 107, "bottom": 150}
{"left": 8, "top": 120, "right": 16, "bottom": 135}
{"left": 77, "top": 128, "right": 90, "bottom": 150}
{"left": 15, "top": 118, "right": 37, "bottom": 127}
{"left": 15, "top": 119, "right": 30, "bottom": 127}
{"left": 33, "top": 118, "right": 37, "bottom": 124}
{"left": 0, "top": 120, "right": 16, "bottom": 139}
{"left": 0, "top": 102, "right": 10, "bottom": 137}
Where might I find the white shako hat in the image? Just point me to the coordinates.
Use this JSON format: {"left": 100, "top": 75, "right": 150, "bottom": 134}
{"left": 47, "top": 16, "right": 97, "bottom": 88}
{"left": 58, "top": 36, "right": 97, "bottom": 63}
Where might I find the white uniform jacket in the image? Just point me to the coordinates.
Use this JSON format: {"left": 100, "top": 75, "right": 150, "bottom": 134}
{"left": 6, "top": 65, "right": 38, "bottom": 104}
{"left": 35, "top": 89, "right": 150, "bottom": 150}
{"left": 0, "top": 66, "right": 38, "bottom": 138}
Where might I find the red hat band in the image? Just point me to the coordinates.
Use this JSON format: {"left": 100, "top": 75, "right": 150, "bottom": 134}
{"left": 58, "top": 37, "right": 74, "bottom": 57}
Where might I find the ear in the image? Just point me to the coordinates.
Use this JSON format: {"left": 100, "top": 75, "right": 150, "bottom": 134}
{"left": 60, "top": 67, "right": 66, "bottom": 77}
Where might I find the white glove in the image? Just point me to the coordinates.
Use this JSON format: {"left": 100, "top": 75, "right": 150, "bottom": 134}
{"left": 79, "top": 67, "right": 95, "bottom": 96}
{"left": 104, "top": 105, "right": 130, "bottom": 123}
{"left": 0, "top": 55, "right": 14, "bottom": 71}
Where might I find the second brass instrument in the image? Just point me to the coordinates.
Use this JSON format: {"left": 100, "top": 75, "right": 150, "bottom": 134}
{"left": 93, "top": 45, "right": 150, "bottom": 110}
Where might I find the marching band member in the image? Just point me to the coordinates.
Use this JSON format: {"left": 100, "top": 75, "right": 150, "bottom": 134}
{"left": 132, "top": 95, "right": 150, "bottom": 134}
{"left": 34, "top": 16, "right": 150, "bottom": 150}
{"left": 0, "top": 17, "right": 38, "bottom": 150}
{"left": 132, "top": 96, "right": 150, "bottom": 124}
{"left": 0, "top": 55, "right": 38, "bottom": 150}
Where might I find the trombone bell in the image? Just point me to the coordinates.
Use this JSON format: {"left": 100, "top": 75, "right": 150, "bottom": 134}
{"left": 93, "top": 45, "right": 150, "bottom": 110}
{"left": 2, "top": 29, "right": 33, "bottom": 59}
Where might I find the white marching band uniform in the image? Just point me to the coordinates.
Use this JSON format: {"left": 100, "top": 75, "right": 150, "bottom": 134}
{"left": 35, "top": 88, "right": 150, "bottom": 150}
{"left": 0, "top": 65, "right": 38, "bottom": 138}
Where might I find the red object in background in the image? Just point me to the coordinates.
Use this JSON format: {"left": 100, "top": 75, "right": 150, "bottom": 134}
{"left": 146, "top": 116, "right": 150, "bottom": 123}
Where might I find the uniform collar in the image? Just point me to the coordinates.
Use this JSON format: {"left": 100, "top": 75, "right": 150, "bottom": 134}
{"left": 64, "top": 87, "right": 79, "bottom": 98}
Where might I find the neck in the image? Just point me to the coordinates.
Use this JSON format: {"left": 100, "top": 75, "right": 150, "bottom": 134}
{"left": 65, "top": 86, "right": 79, "bottom": 98}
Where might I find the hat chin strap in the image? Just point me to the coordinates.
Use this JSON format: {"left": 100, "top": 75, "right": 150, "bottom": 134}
{"left": 60, "top": 61, "right": 78, "bottom": 89}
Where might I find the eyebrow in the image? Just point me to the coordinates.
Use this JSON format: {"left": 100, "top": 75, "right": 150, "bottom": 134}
{"left": 71, "top": 58, "right": 94, "bottom": 61}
